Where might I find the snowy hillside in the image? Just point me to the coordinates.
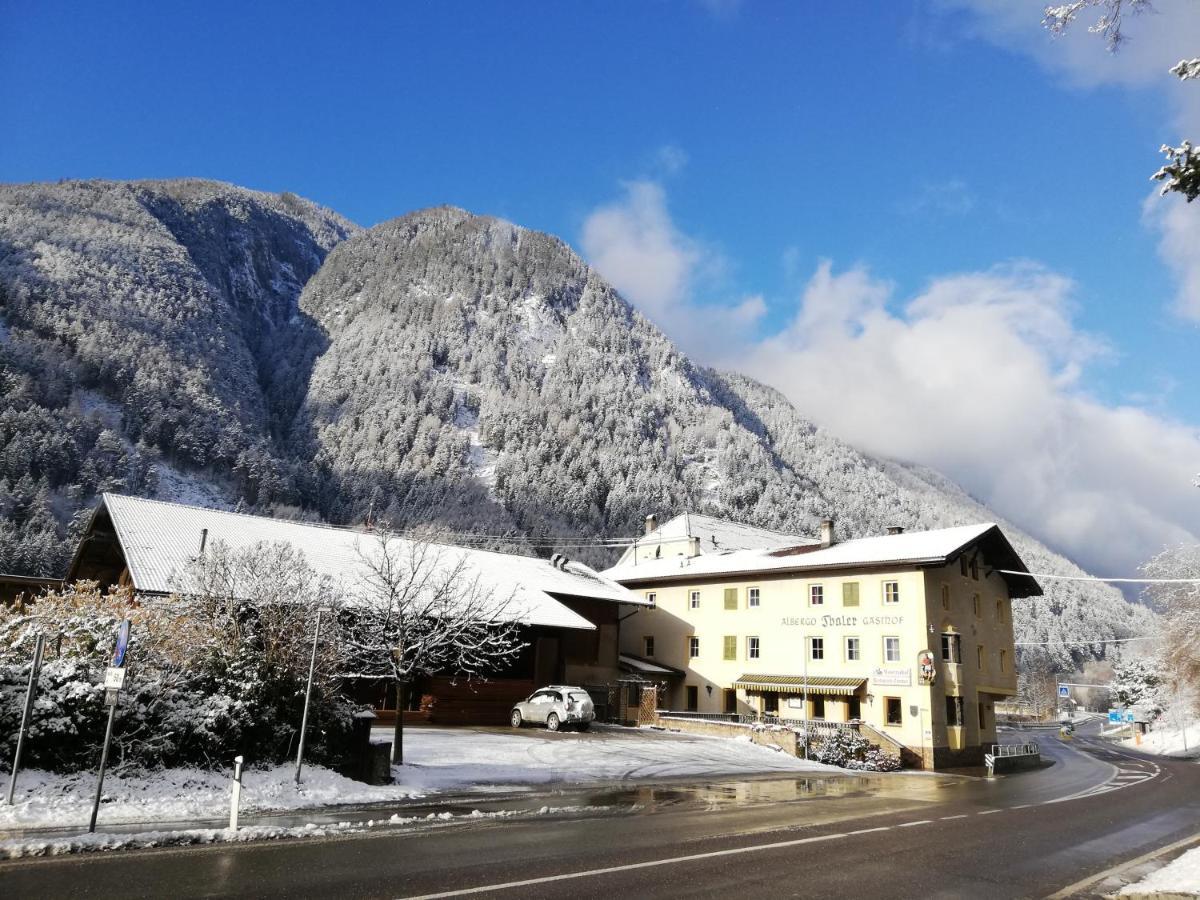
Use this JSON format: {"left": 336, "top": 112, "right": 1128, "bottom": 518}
{"left": 0, "top": 182, "right": 1154, "bottom": 665}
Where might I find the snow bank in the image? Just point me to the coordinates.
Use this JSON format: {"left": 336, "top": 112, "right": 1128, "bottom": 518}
{"left": 1121, "top": 721, "right": 1200, "bottom": 758}
{"left": 1120, "top": 845, "right": 1200, "bottom": 896}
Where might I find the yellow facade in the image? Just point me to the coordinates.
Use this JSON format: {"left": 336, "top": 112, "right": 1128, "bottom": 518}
{"left": 619, "top": 555, "right": 1018, "bottom": 768}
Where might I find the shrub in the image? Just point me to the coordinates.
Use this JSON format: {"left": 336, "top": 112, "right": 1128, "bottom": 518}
{"left": 810, "top": 728, "right": 901, "bottom": 772}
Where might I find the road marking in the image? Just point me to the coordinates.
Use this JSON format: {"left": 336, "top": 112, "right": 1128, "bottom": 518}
{"left": 847, "top": 827, "right": 891, "bottom": 835}
{"left": 940, "top": 815, "right": 968, "bottom": 821}
{"left": 978, "top": 809, "right": 1002, "bottom": 815}
{"left": 1044, "top": 830, "right": 1200, "bottom": 899}
{"left": 1009, "top": 804, "right": 1032, "bottom": 810}
{"left": 898, "top": 820, "right": 932, "bottom": 827}
{"left": 397, "top": 832, "right": 848, "bottom": 898}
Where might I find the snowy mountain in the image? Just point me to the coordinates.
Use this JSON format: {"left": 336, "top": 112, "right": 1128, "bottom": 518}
{"left": 0, "top": 181, "right": 1153, "bottom": 666}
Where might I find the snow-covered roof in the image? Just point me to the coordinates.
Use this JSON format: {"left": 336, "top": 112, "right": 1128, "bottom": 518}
{"left": 606, "top": 522, "right": 1041, "bottom": 597}
{"left": 95, "top": 494, "right": 646, "bottom": 631}
{"left": 634, "top": 513, "right": 815, "bottom": 555}
{"left": 618, "top": 654, "right": 683, "bottom": 677}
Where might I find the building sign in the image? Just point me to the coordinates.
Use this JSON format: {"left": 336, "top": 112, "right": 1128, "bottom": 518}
{"left": 870, "top": 666, "right": 912, "bottom": 687}
{"left": 786, "top": 698, "right": 806, "bottom": 709}
{"left": 917, "top": 650, "right": 936, "bottom": 685}
{"left": 780, "top": 615, "right": 905, "bottom": 628}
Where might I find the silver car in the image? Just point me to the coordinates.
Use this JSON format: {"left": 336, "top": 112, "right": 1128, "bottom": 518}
{"left": 510, "top": 686, "right": 595, "bottom": 732}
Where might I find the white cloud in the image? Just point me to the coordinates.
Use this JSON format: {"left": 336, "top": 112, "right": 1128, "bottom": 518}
{"left": 580, "top": 180, "right": 1200, "bottom": 578}
{"left": 579, "top": 180, "right": 765, "bottom": 359}
{"left": 898, "top": 177, "right": 976, "bottom": 217}
{"left": 654, "top": 144, "right": 689, "bottom": 176}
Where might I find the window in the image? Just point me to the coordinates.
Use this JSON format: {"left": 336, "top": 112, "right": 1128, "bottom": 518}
{"left": 973, "top": 593, "right": 981, "bottom": 617}
{"left": 843, "top": 582, "right": 860, "bottom": 607}
{"left": 723, "top": 635, "right": 737, "bottom": 661}
{"left": 723, "top": 689, "right": 737, "bottom": 713}
{"left": 764, "top": 693, "right": 779, "bottom": 714}
{"left": 999, "top": 649, "right": 1008, "bottom": 673}
{"left": 960, "top": 556, "right": 968, "bottom": 576}
{"left": 809, "top": 584, "right": 824, "bottom": 606}
{"left": 724, "top": 588, "right": 738, "bottom": 610}
{"left": 978, "top": 702, "right": 987, "bottom": 729}
{"left": 945, "top": 695, "right": 965, "bottom": 727}
{"left": 976, "top": 644, "right": 984, "bottom": 670}
{"left": 941, "top": 585, "right": 950, "bottom": 610}
{"left": 685, "top": 685, "right": 698, "bottom": 711}
{"left": 644, "top": 636, "right": 655, "bottom": 658}
{"left": 884, "top": 636, "right": 901, "bottom": 663}
{"left": 995, "top": 600, "right": 1004, "bottom": 623}
{"left": 845, "top": 636, "right": 861, "bottom": 662}
{"left": 809, "top": 637, "right": 825, "bottom": 661}
{"left": 748, "top": 636, "right": 761, "bottom": 659}
{"left": 885, "top": 697, "right": 903, "bottom": 726}
{"left": 883, "top": 581, "right": 900, "bottom": 604}
{"left": 749, "top": 587, "right": 761, "bottom": 608}
{"left": 690, "top": 590, "right": 701, "bottom": 609}
{"left": 940, "top": 632, "right": 961, "bottom": 664}
{"left": 625, "top": 683, "right": 640, "bottom": 708}
{"left": 970, "top": 558, "right": 979, "bottom": 580}
{"left": 646, "top": 592, "right": 657, "bottom": 608}
{"left": 811, "top": 696, "right": 826, "bottom": 719}
{"left": 689, "top": 636, "right": 700, "bottom": 658}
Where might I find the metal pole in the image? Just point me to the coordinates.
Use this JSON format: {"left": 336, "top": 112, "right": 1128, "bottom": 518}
{"left": 802, "top": 632, "right": 809, "bottom": 758}
{"left": 88, "top": 704, "right": 118, "bottom": 833}
{"left": 6, "top": 634, "right": 46, "bottom": 805}
{"left": 294, "top": 609, "right": 323, "bottom": 785}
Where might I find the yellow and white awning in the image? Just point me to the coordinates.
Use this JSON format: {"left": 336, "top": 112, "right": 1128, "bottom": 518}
{"left": 733, "top": 674, "right": 865, "bottom": 696}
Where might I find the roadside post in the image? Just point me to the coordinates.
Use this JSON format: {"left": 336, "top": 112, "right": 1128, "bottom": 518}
{"left": 6, "top": 633, "right": 46, "bottom": 805}
{"left": 88, "top": 618, "right": 131, "bottom": 833}
{"left": 294, "top": 608, "right": 323, "bottom": 785}
{"left": 229, "top": 755, "right": 244, "bottom": 831}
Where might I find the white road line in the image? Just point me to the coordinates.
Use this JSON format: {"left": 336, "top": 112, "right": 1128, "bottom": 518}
{"left": 978, "top": 809, "right": 1003, "bottom": 815}
{"left": 1045, "top": 830, "right": 1200, "bottom": 899}
{"left": 847, "top": 827, "right": 892, "bottom": 835}
{"left": 1010, "top": 804, "right": 1032, "bottom": 810}
{"left": 397, "top": 832, "right": 848, "bottom": 899}
{"left": 898, "top": 820, "right": 933, "bottom": 827}
{"left": 940, "top": 815, "right": 968, "bottom": 820}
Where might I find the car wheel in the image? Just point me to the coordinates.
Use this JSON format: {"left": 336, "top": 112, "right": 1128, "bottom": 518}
{"left": 546, "top": 713, "right": 560, "bottom": 732}
{"left": 510, "top": 709, "right": 522, "bottom": 728}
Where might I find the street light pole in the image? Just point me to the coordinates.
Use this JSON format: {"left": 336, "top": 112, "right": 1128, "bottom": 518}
{"left": 294, "top": 609, "right": 323, "bottom": 785}
{"left": 6, "top": 633, "right": 45, "bottom": 805}
{"left": 802, "top": 632, "right": 810, "bottom": 758}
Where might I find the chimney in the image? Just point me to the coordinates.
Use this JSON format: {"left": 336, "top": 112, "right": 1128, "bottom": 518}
{"left": 886, "top": 525, "right": 905, "bottom": 535}
{"left": 197, "top": 528, "right": 209, "bottom": 556}
{"left": 644, "top": 514, "right": 658, "bottom": 535}
{"left": 819, "top": 518, "right": 834, "bottom": 548}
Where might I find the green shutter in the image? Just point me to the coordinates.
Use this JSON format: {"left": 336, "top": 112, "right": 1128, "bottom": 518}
{"left": 723, "top": 635, "right": 737, "bottom": 660}
{"left": 843, "top": 582, "right": 860, "bottom": 607}
{"left": 724, "top": 587, "right": 738, "bottom": 609}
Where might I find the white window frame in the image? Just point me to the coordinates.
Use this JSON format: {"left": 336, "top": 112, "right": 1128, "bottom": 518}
{"left": 748, "top": 636, "right": 760, "bottom": 659}
{"left": 688, "top": 636, "right": 700, "bottom": 659}
{"left": 810, "top": 584, "right": 824, "bottom": 606}
{"left": 646, "top": 592, "right": 657, "bottom": 608}
{"left": 845, "top": 636, "right": 861, "bottom": 662}
{"left": 884, "top": 636, "right": 901, "bottom": 663}
{"left": 689, "top": 590, "right": 701, "bottom": 609}
{"left": 748, "top": 587, "right": 760, "bottom": 608}
{"left": 883, "top": 581, "right": 900, "bottom": 604}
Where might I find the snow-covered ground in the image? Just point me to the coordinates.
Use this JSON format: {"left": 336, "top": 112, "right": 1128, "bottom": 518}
{"left": 1120, "top": 845, "right": 1200, "bottom": 896}
{"left": 1, "top": 725, "right": 834, "bottom": 834}
{"left": 1121, "top": 721, "right": 1200, "bottom": 757}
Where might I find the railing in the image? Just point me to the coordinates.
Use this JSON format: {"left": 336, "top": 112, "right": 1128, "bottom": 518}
{"left": 988, "top": 741, "right": 1039, "bottom": 758}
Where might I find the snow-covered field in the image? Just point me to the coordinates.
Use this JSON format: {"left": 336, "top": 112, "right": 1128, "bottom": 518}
{"left": 1121, "top": 722, "right": 1200, "bottom": 757}
{"left": 1120, "top": 845, "right": 1200, "bottom": 896}
{"left": 0, "top": 725, "right": 834, "bottom": 834}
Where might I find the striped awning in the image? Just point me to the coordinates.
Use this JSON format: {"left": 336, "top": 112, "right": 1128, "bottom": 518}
{"left": 733, "top": 674, "right": 866, "bottom": 696}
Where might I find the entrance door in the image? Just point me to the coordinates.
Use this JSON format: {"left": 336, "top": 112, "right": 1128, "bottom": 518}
{"left": 535, "top": 637, "right": 559, "bottom": 686}
{"left": 847, "top": 696, "right": 861, "bottom": 721}
{"left": 723, "top": 689, "right": 737, "bottom": 714}
{"left": 685, "top": 685, "right": 699, "bottom": 711}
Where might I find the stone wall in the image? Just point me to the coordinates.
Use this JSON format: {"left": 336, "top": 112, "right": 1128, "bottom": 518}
{"left": 657, "top": 716, "right": 800, "bottom": 756}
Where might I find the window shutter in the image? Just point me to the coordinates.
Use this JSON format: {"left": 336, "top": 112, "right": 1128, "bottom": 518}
{"left": 723, "top": 635, "right": 737, "bottom": 660}
{"left": 724, "top": 588, "right": 738, "bottom": 609}
{"left": 843, "top": 582, "right": 859, "bottom": 607}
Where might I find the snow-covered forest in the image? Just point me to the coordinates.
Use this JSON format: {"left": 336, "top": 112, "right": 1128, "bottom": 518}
{"left": 0, "top": 179, "right": 1155, "bottom": 668}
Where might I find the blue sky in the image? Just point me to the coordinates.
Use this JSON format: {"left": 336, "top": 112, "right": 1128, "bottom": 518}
{"left": 4, "top": 0, "right": 1200, "bottom": 575}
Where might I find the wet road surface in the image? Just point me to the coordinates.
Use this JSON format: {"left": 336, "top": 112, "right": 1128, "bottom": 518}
{"left": 2, "top": 724, "right": 1196, "bottom": 899}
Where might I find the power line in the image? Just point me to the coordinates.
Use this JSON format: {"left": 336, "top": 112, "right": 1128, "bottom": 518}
{"left": 1000, "top": 569, "right": 1200, "bottom": 585}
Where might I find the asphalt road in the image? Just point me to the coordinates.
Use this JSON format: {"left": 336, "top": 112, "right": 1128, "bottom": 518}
{"left": 3, "top": 724, "right": 1197, "bottom": 899}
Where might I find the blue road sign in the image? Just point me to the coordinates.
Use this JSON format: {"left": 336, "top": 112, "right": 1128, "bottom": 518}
{"left": 1124, "top": 711, "right": 1136, "bottom": 723}
{"left": 1108, "top": 710, "right": 1121, "bottom": 723}
{"left": 1058, "top": 685, "right": 1070, "bottom": 698}
{"left": 111, "top": 619, "right": 131, "bottom": 668}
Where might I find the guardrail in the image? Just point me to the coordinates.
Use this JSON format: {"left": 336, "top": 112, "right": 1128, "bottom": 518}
{"left": 989, "top": 741, "right": 1039, "bottom": 757}
{"left": 985, "top": 741, "right": 1040, "bottom": 775}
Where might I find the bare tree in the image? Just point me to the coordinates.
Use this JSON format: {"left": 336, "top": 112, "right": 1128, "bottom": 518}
{"left": 339, "top": 528, "right": 526, "bottom": 764}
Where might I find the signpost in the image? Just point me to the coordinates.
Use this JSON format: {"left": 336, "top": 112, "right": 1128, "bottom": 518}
{"left": 89, "top": 618, "right": 131, "bottom": 833}
{"left": 1058, "top": 684, "right": 1070, "bottom": 699}
{"left": 6, "top": 633, "right": 46, "bottom": 805}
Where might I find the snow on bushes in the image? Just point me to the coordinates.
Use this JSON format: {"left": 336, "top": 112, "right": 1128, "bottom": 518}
{"left": 0, "top": 568, "right": 355, "bottom": 774}
{"left": 810, "top": 729, "right": 901, "bottom": 772}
